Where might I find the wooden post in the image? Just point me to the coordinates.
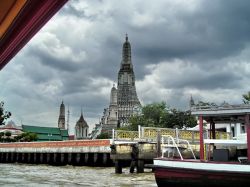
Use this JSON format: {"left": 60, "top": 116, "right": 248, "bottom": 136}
{"left": 130, "top": 160, "right": 136, "bottom": 173}
{"left": 245, "top": 114, "right": 250, "bottom": 161}
{"left": 46, "top": 153, "right": 50, "bottom": 164}
{"left": 137, "top": 160, "right": 144, "bottom": 173}
{"left": 102, "top": 153, "right": 107, "bottom": 165}
{"left": 199, "top": 115, "right": 204, "bottom": 160}
{"left": 0, "top": 152, "right": 3, "bottom": 162}
{"left": 33, "top": 153, "right": 37, "bottom": 163}
{"left": 84, "top": 153, "right": 89, "bottom": 164}
{"left": 16, "top": 153, "right": 20, "bottom": 162}
{"left": 53, "top": 153, "right": 58, "bottom": 164}
{"left": 10, "top": 152, "right": 15, "bottom": 162}
{"left": 27, "top": 153, "right": 31, "bottom": 163}
{"left": 40, "top": 153, "right": 44, "bottom": 163}
{"left": 22, "top": 153, "right": 25, "bottom": 162}
{"left": 130, "top": 144, "right": 140, "bottom": 173}
{"left": 60, "top": 153, "right": 65, "bottom": 163}
{"left": 76, "top": 153, "right": 81, "bottom": 164}
{"left": 6, "top": 152, "right": 9, "bottom": 162}
{"left": 68, "top": 153, "right": 72, "bottom": 164}
{"left": 93, "top": 153, "right": 98, "bottom": 165}
{"left": 115, "top": 160, "right": 122, "bottom": 174}
{"left": 156, "top": 130, "right": 161, "bottom": 157}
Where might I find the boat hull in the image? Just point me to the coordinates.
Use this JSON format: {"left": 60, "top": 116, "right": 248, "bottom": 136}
{"left": 153, "top": 159, "right": 250, "bottom": 187}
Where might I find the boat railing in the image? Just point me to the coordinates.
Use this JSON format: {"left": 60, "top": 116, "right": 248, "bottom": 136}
{"left": 161, "top": 135, "right": 196, "bottom": 160}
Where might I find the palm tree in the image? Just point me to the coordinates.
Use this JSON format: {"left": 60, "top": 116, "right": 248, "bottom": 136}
{"left": 243, "top": 91, "right": 250, "bottom": 104}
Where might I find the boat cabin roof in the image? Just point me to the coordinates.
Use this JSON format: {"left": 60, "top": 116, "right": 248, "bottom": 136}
{"left": 191, "top": 104, "right": 250, "bottom": 123}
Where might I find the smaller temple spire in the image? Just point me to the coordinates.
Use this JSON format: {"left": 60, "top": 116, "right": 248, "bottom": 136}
{"left": 190, "top": 95, "right": 195, "bottom": 109}
{"left": 58, "top": 100, "right": 66, "bottom": 129}
{"left": 122, "top": 33, "right": 131, "bottom": 64}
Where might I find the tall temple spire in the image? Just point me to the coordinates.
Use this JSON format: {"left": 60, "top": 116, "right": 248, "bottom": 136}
{"left": 122, "top": 34, "right": 131, "bottom": 64}
{"left": 117, "top": 35, "right": 141, "bottom": 126}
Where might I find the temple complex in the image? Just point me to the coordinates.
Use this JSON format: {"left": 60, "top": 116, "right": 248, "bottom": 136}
{"left": 91, "top": 35, "right": 141, "bottom": 138}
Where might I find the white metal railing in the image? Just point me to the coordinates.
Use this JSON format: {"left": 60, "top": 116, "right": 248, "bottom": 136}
{"left": 112, "top": 126, "right": 229, "bottom": 142}
{"left": 161, "top": 135, "right": 196, "bottom": 160}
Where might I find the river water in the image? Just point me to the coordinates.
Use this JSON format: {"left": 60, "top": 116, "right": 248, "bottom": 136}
{"left": 0, "top": 164, "right": 157, "bottom": 187}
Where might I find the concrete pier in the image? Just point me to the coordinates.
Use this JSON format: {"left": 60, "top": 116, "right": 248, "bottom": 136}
{"left": 0, "top": 140, "right": 113, "bottom": 167}
{"left": 111, "top": 142, "right": 157, "bottom": 173}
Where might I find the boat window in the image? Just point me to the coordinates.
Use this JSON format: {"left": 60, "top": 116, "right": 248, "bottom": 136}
{"left": 241, "top": 124, "right": 245, "bottom": 134}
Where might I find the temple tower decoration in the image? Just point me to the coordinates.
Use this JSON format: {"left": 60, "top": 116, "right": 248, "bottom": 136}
{"left": 189, "top": 95, "right": 195, "bottom": 109}
{"left": 101, "top": 85, "right": 119, "bottom": 134}
{"left": 75, "top": 109, "right": 89, "bottom": 139}
{"left": 58, "top": 101, "right": 65, "bottom": 129}
{"left": 117, "top": 35, "right": 141, "bottom": 125}
{"left": 107, "top": 84, "right": 118, "bottom": 125}
{"left": 90, "top": 35, "right": 141, "bottom": 138}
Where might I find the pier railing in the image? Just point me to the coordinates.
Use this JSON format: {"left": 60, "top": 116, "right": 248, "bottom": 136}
{"left": 113, "top": 126, "right": 230, "bottom": 143}
{"left": 114, "top": 130, "right": 139, "bottom": 141}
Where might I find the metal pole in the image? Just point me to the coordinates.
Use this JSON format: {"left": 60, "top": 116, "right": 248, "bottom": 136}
{"left": 199, "top": 116, "right": 204, "bottom": 160}
{"left": 245, "top": 114, "right": 250, "bottom": 161}
{"left": 156, "top": 130, "right": 161, "bottom": 157}
{"left": 138, "top": 125, "right": 141, "bottom": 140}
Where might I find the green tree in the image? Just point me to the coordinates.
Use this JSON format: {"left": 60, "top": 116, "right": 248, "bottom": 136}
{"left": 4, "top": 131, "right": 12, "bottom": 142}
{"left": 161, "top": 109, "right": 197, "bottom": 129}
{"left": 243, "top": 91, "right": 250, "bottom": 104}
{"left": 125, "top": 102, "right": 197, "bottom": 130}
{"left": 96, "top": 132, "right": 110, "bottom": 139}
{"left": 15, "top": 132, "right": 38, "bottom": 142}
{"left": 142, "top": 102, "right": 168, "bottom": 126}
{"left": 0, "top": 101, "right": 11, "bottom": 126}
{"left": 0, "top": 132, "right": 4, "bottom": 142}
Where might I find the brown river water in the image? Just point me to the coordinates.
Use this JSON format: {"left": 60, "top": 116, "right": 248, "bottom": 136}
{"left": 0, "top": 163, "right": 157, "bottom": 187}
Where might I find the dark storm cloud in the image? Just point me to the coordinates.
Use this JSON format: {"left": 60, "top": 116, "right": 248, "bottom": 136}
{"left": 164, "top": 71, "right": 242, "bottom": 90}
{"left": 128, "top": 0, "right": 250, "bottom": 68}
{"left": 29, "top": 48, "right": 80, "bottom": 72}
{"left": 2, "top": 0, "right": 250, "bottom": 128}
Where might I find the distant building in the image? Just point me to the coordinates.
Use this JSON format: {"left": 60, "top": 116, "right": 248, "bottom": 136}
{"left": 22, "top": 125, "right": 69, "bottom": 141}
{"left": 58, "top": 101, "right": 65, "bottom": 129}
{"left": 0, "top": 120, "right": 23, "bottom": 138}
{"left": 75, "top": 110, "right": 89, "bottom": 139}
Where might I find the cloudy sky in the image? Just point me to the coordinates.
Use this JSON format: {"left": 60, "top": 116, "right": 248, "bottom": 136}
{"left": 1, "top": 0, "right": 250, "bottom": 134}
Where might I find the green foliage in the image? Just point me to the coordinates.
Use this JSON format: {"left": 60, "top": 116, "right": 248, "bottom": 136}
{"left": 0, "top": 132, "right": 4, "bottom": 137}
{"left": 0, "top": 101, "right": 11, "bottom": 126}
{"left": 15, "top": 132, "right": 38, "bottom": 142}
{"left": 123, "top": 102, "right": 197, "bottom": 130}
{"left": 5, "top": 131, "right": 11, "bottom": 137}
{"left": 0, "top": 131, "right": 13, "bottom": 142}
{"left": 243, "top": 91, "right": 250, "bottom": 104}
{"left": 96, "top": 133, "right": 110, "bottom": 139}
